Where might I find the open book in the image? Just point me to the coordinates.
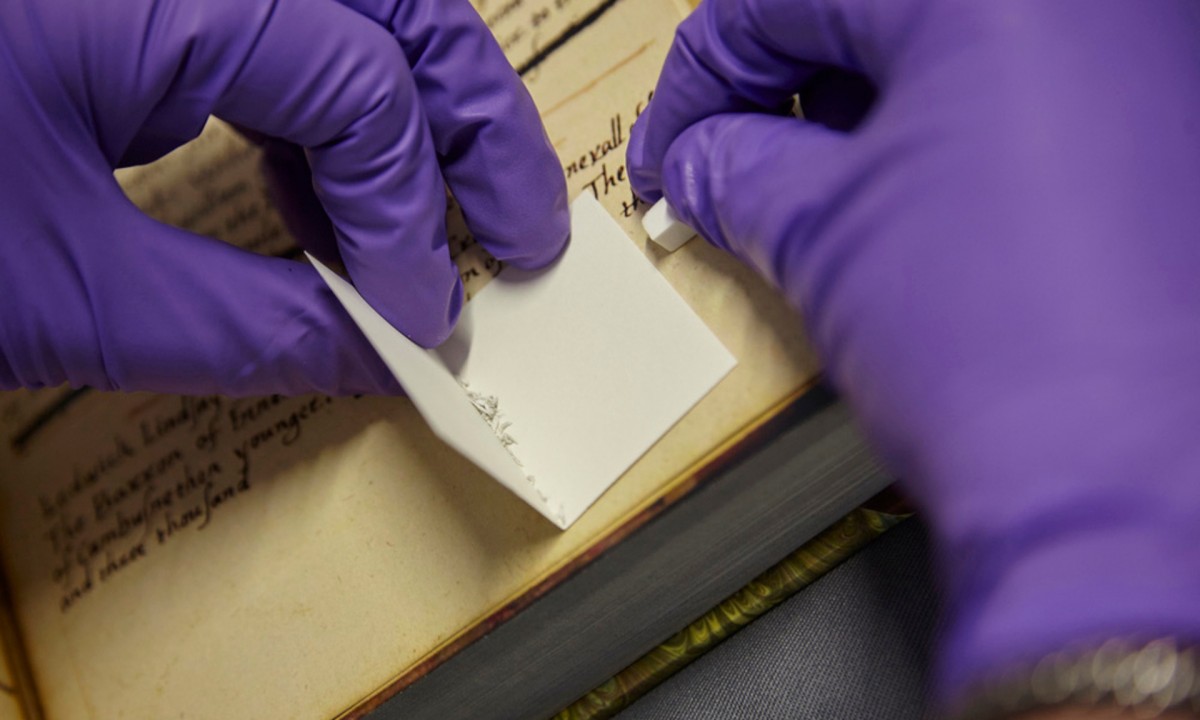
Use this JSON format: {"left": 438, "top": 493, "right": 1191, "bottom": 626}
{"left": 0, "top": 2, "right": 888, "bottom": 718}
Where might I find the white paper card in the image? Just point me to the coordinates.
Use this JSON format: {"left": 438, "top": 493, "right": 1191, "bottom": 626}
{"left": 311, "top": 194, "right": 737, "bottom": 529}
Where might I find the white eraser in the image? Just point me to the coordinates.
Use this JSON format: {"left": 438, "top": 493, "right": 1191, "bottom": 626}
{"left": 642, "top": 198, "right": 696, "bottom": 252}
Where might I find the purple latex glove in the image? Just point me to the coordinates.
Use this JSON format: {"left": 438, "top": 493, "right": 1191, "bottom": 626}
{"left": 0, "top": 0, "right": 567, "bottom": 396}
{"left": 629, "top": 0, "right": 1200, "bottom": 708}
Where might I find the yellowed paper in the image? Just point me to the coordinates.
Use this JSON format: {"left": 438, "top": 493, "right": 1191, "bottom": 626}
{"left": 0, "top": 657, "right": 24, "bottom": 720}
{"left": 0, "top": 2, "right": 820, "bottom": 718}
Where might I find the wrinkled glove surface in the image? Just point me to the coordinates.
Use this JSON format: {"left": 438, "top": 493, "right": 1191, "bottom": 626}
{"left": 629, "top": 0, "right": 1200, "bottom": 705}
{"left": 0, "top": 0, "right": 567, "bottom": 396}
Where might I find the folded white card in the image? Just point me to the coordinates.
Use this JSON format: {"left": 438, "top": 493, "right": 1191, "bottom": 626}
{"left": 311, "top": 194, "right": 736, "bottom": 529}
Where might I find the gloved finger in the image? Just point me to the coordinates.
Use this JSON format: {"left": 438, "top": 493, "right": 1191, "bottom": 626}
{"left": 629, "top": 0, "right": 900, "bottom": 200}
{"left": 657, "top": 112, "right": 861, "bottom": 312}
{"left": 204, "top": 0, "right": 459, "bottom": 347}
{"left": 0, "top": 196, "right": 401, "bottom": 397}
{"left": 257, "top": 138, "right": 342, "bottom": 268}
{"left": 336, "top": 0, "right": 569, "bottom": 269}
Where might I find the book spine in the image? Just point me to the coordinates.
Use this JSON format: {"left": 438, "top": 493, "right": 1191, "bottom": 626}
{"left": 554, "top": 506, "right": 908, "bottom": 720}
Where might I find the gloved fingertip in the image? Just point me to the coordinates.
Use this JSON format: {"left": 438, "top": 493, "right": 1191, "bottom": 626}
{"left": 626, "top": 119, "right": 665, "bottom": 203}
{"left": 499, "top": 207, "right": 570, "bottom": 271}
{"left": 404, "top": 275, "right": 464, "bottom": 349}
{"left": 659, "top": 129, "right": 712, "bottom": 238}
{"left": 469, "top": 167, "right": 570, "bottom": 271}
{"left": 342, "top": 246, "right": 465, "bottom": 351}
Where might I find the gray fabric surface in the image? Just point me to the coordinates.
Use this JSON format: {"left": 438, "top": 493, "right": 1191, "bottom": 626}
{"left": 617, "top": 518, "right": 938, "bottom": 720}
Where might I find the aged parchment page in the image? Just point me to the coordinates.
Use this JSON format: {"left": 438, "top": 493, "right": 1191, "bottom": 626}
{"left": 0, "top": 1, "right": 820, "bottom": 718}
{"left": 0, "top": 652, "right": 23, "bottom": 720}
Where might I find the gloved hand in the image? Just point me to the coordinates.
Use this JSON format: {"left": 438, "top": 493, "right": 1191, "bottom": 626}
{"left": 0, "top": 0, "right": 567, "bottom": 396}
{"left": 629, "top": 0, "right": 1200, "bottom": 708}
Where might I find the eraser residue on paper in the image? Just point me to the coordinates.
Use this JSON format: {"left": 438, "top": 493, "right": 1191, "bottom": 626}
{"left": 461, "top": 382, "right": 520, "bottom": 454}
{"left": 642, "top": 198, "right": 695, "bottom": 252}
